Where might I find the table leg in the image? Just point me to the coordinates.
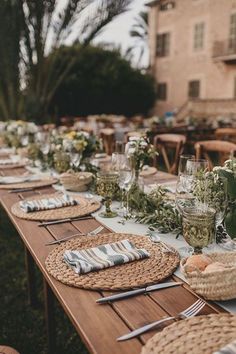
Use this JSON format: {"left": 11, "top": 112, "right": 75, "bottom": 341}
{"left": 24, "top": 246, "right": 38, "bottom": 308}
{"left": 43, "top": 278, "right": 56, "bottom": 354}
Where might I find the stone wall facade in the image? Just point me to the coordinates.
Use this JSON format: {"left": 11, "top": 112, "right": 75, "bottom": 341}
{"left": 148, "top": 0, "right": 236, "bottom": 116}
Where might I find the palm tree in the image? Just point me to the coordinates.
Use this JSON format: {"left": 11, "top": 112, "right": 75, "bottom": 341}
{"left": 0, "top": 0, "right": 131, "bottom": 122}
{"left": 126, "top": 10, "right": 149, "bottom": 67}
{"left": 0, "top": 0, "right": 23, "bottom": 119}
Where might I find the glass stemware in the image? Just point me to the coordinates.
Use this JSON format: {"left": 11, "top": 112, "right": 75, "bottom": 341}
{"left": 182, "top": 207, "right": 216, "bottom": 254}
{"left": 178, "top": 154, "right": 195, "bottom": 176}
{"left": 118, "top": 159, "right": 133, "bottom": 217}
{"left": 70, "top": 153, "right": 81, "bottom": 170}
{"left": 175, "top": 158, "right": 210, "bottom": 256}
{"left": 96, "top": 171, "right": 119, "bottom": 218}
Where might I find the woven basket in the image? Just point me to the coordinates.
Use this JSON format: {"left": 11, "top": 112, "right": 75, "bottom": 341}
{"left": 60, "top": 171, "right": 93, "bottom": 192}
{"left": 181, "top": 252, "right": 236, "bottom": 300}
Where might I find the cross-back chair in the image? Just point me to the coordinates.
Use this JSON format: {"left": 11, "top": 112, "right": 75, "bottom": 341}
{"left": 195, "top": 140, "right": 236, "bottom": 170}
{"left": 154, "top": 134, "right": 186, "bottom": 175}
{"left": 100, "top": 128, "right": 115, "bottom": 155}
{"left": 215, "top": 128, "right": 236, "bottom": 144}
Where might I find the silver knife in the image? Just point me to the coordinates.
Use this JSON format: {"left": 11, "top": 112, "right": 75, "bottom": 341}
{"left": 38, "top": 215, "right": 92, "bottom": 227}
{"left": 9, "top": 188, "right": 34, "bottom": 193}
{"left": 96, "top": 282, "right": 182, "bottom": 304}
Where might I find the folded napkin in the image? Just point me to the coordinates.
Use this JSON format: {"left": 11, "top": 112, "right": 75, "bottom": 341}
{"left": 20, "top": 194, "right": 79, "bottom": 213}
{"left": 0, "top": 159, "right": 15, "bottom": 165}
{"left": 214, "top": 340, "right": 236, "bottom": 354}
{"left": 0, "top": 175, "right": 40, "bottom": 184}
{"left": 64, "top": 239, "right": 150, "bottom": 274}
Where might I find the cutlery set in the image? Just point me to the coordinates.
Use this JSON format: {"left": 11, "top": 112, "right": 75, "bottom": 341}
{"left": 45, "top": 225, "right": 104, "bottom": 245}
{"left": 37, "top": 202, "right": 205, "bottom": 342}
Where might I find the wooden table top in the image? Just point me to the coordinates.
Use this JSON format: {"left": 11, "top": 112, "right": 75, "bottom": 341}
{"left": 0, "top": 167, "right": 226, "bottom": 354}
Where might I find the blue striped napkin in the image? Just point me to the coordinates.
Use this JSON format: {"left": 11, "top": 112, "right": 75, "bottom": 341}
{"left": 214, "top": 341, "right": 236, "bottom": 354}
{"left": 64, "top": 239, "right": 150, "bottom": 274}
{"left": 20, "top": 194, "right": 79, "bottom": 213}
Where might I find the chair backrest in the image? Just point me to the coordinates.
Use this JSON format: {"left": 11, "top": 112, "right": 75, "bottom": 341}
{"left": 124, "top": 131, "right": 144, "bottom": 143}
{"left": 154, "top": 134, "right": 186, "bottom": 174}
{"left": 100, "top": 128, "right": 115, "bottom": 155}
{"left": 215, "top": 128, "right": 236, "bottom": 143}
{"left": 194, "top": 140, "right": 236, "bottom": 169}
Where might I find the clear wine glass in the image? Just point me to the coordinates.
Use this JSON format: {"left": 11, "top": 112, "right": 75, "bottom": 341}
{"left": 118, "top": 160, "right": 133, "bottom": 217}
{"left": 178, "top": 155, "right": 195, "bottom": 176}
{"left": 70, "top": 153, "right": 81, "bottom": 170}
{"left": 20, "top": 135, "right": 29, "bottom": 147}
{"left": 175, "top": 158, "right": 209, "bottom": 257}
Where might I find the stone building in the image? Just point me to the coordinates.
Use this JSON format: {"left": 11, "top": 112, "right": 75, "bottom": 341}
{"left": 147, "top": 0, "right": 236, "bottom": 121}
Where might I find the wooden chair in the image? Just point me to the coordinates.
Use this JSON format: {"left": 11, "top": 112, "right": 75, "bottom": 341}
{"left": 0, "top": 346, "right": 20, "bottom": 354}
{"left": 100, "top": 128, "right": 115, "bottom": 155}
{"left": 125, "top": 131, "right": 144, "bottom": 143}
{"left": 215, "top": 128, "right": 236, "bottom": 143}
{"left": 195, "top": 140, "right": 236, "bottom": 169}
{"left": 154, "top": 134, "right": 186, "bottom": 174}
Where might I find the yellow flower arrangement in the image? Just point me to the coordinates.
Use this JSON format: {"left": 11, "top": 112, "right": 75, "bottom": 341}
{"left": 65, "top": 131, "right": 77, "bottom": 139}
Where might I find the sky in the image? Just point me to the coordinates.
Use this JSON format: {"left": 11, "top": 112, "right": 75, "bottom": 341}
{"left": 94, "top": 0, "right": 148, "bottom": 66}
{"left": 58, "top": 0, "right": 149, "bottom": 67}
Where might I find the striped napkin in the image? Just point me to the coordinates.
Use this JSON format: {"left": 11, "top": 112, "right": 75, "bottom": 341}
{"left": 0, "top": 175, "right": 39, "bottom": 184}
{"left": 64, "top": 239, "right": 150, "bottom": 274}
{"left": 0, "top": 159, "right": 15, "bottom": 165}
{"left": 214, "top": 341, "right": 236, "bottom": 354}
{"left": 20, "top": 194, "right": 79, "bottom": 213}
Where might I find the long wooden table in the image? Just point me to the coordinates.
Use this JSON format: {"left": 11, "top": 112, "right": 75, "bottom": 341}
{"left": 0, "top": 167, "right": 226, "bottom": 354}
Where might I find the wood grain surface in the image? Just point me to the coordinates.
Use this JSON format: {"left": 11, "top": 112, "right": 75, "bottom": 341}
{"left": 0, "top": 167, "right": 226, "bottom": 354}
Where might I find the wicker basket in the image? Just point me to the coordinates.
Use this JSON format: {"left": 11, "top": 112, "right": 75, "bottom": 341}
{"left": 60, "top": 171, "right": 93, "bottom": 192}
{"left": 181, "top": 252, "right": 236, "bottom": 301}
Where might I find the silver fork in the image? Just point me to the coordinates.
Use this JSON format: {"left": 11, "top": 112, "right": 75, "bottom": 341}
{"left": 45, "top": 226, "right": 104, "bottom": 245}
{"left": 148, "top": 232, "right": 175, "bottom": 253}
{"left": 117, "top": 299, "right": 206, "bottom": 341}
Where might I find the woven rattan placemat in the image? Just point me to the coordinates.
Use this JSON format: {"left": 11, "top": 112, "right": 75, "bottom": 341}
{"left": 11, "top": 193, "right": 101, "bottom": 221}
{"left": 141, "top": 313, "right": 236, "bottom": 354}
{"left": 45, "top": 233, "right": 179, "bottom": 290}
{"left": 0, "top": 177, "right": 57, "bottom": 190}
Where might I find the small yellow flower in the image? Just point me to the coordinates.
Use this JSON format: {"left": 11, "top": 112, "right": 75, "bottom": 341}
{"left": 65, "top": 131, "right": 76, "bottom": 139}
{"left": 74, "top": 140, "right": 88, "bottom": 152}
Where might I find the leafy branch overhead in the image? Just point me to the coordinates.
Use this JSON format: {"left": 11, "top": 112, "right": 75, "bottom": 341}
{"left": 0, "top": 0, "right": 132, "bottom": 121}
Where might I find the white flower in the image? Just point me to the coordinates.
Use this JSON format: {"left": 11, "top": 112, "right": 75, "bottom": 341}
{"left": 129, "top": 136, "right": 139, "bottom": 142}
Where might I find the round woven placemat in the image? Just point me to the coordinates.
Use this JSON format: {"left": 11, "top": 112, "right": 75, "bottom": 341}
{"left": 141, "top": 313, "right": 236, "bottom": 354}
{"left": 45, "top": 233, "right": 179, "bottom": 290}
{"left": 0, "top": 177, "right": 57, "bottom": 190}
{"left": 11, "top": 193, "right": 101, "bottom": 221}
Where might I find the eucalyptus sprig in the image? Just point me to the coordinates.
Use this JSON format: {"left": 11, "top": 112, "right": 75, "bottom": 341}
{"left": 128, "top": 185, "right": 182, "bottom": 233}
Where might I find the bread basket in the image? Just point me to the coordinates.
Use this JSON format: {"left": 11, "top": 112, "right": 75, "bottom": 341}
{"left": 181, "top": 252, "right": 236, "bottom": 300}
{"left": 60, "top": 171, "right": 93, "bottom": 192}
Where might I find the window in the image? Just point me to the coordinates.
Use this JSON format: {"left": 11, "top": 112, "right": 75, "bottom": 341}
{"left": 160, "top": 1, "right": 175, "bottom": 11}
{"left": 229, "top": 13, "right": 236, "bottom": 52}
{"left": 193, "top": 22, "right": 205, "bottom": 51}
{"left": 157, "top": 83, "right": 167, "bottom": 101}
{"left": 156, "top": 33, "right": 170, "bottom": 57}
{"left": 188, "top": 80, "right": 200, "bottom": 98}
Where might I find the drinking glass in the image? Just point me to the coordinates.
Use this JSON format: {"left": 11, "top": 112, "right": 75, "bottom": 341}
{"left": 182, "top": 207, "right": 216, "bottom": 254}
{"left": 115, "top": 140, "right": 125, "bottom": 154}
{"left": 70, "top": 153, "right": 81, "bottom": 170}
{"left": 178, "top": 155, "right": 195, "bottom": 176}
{"left": 96, "top": 171, "right": 119, "bottom": 218}
{"left": 185, "top": 158, "right": 209, "bottom": 176}
{"left": 118, "top": 159, "right": 133, "bottom": 217}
